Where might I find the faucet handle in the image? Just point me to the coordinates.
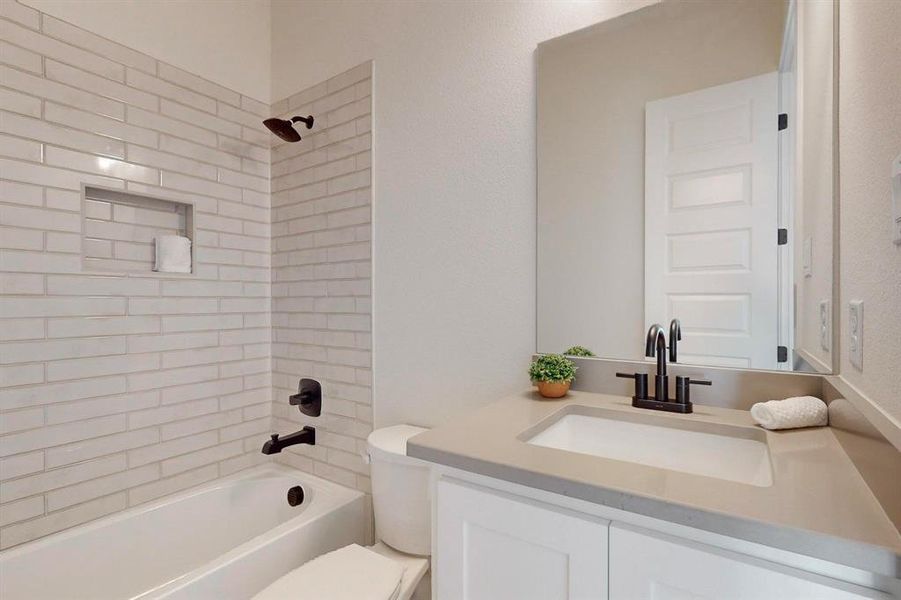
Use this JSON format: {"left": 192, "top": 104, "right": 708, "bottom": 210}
{"left": 289, "top": 378, "right": 322, "bottom": 417}
{"left": 674, "top": 376, "right": 711, "bottom": 405}
{"left": 616, "top": 372, "right": 649, "bottom": 400}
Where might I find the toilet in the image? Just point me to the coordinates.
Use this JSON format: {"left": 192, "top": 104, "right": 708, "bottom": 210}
{"left": 254, "top": 425, "right": 431, "bottom": 600}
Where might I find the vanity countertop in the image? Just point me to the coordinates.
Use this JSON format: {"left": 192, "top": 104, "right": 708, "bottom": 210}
{"left": 407, "top": 390, "right": 901, "bottom": 576}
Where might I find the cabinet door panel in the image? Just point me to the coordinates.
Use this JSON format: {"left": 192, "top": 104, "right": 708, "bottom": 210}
{"left": 436, "top": 478, "right": 609, "bottom": 600}
{"left": 609, "top": 524, "right": 887, "bottom": 600}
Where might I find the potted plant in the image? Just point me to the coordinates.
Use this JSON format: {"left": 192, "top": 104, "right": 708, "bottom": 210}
{"left": 563, "top": 346, "right": 595, "bottom": 357}
{"left": 529, "top": 354, "right": 577, "bottom": 398}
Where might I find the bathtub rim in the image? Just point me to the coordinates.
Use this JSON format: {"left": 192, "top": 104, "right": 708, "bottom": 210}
{"left": 0, "top": 463, "right": 364, "bottom": 563}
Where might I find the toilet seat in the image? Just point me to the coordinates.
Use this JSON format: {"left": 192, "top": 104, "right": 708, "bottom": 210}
{"left": 252, "top": 542, "right": 429, "bottom": 600}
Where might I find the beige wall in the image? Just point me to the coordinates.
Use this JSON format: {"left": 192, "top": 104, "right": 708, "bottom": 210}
{"left": 19, "top": 0, "right": 271, "bottom": 102}
{"left": 838, "top": 0, "right": 901, "bottom": 424}
{"left": 794, "top": 0, "right": 835, "bottom": 372}
{"left": 270, "top": 0, "right": 657, "bottom": 428}
{"left": 537, "top": 0, "right": 785, "bottom": 358}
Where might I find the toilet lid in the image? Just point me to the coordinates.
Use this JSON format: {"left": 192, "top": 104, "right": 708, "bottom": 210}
{"left": 252, "top": 544, "right": 404, "bottom": 600}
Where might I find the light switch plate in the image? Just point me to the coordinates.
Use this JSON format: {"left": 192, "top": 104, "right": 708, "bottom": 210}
{"left": 849, "top": 300, "right": 863, "bottom": 369}
{"left": 892, "top": 153, "right": 901, "bottom": 245}
{"left": 802, "top": 237, "right": 812, "bottom": 277}
{"left": 819, "top": 299, "right": 831, "bottom": 351}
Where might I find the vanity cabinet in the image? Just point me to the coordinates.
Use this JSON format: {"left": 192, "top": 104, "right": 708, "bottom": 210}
{"left": 609, "top": 525, "right": 883, "bottom": 600}
{"left": 434, "top": 479, "right": 609, "bottom": 600}
{"left": 434, "top": 476, "right": 889, "bottom": 600}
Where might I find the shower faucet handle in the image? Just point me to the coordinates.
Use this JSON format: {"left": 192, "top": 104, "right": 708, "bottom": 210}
{"left": 289, "top": 378, "right": 322, "bottom": 417}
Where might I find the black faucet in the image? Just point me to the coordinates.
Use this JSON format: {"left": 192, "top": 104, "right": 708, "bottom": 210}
{"left": 669, "top": 318, "right": 681, "bottom": 363}
{"left": 616, "top": 321, "right": 710, "bottom": 414}
{"left": 645, "top": 323, "right": 669, "bottom": 402}
{"left": 261, "top": 426, "right": 316, "bottom": 455}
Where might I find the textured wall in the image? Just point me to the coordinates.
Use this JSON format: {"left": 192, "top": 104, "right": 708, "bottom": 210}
{"left": 0, "top": 2, "right": 272, "bottom": 548}
{"left": 270, "top": 0, "right": 658, "bottom": 429}
{"left": 269, "top": 63, "right": 373, "bottom": 492}
{"left": 838, "top": 0, "right": 901, "bottom": 423}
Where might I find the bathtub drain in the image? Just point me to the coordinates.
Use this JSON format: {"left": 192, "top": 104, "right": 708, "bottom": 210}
{"left": 287, "top": 485, "right": 305, "bottom": 507}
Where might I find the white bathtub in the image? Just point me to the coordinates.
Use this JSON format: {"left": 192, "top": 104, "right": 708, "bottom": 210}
{"left": 0, "top": 464, "right": 367, "bottom": 599}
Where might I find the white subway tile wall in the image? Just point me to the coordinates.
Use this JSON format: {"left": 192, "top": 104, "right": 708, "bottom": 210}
{"left": 0, "top": 2, "right": 273, "bottom": 549}
{"left": 269, "top": 62, "right": 373, "bottom": 493}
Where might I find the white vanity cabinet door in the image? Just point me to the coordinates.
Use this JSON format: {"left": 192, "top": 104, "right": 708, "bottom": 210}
{"left": 435, "top": 478, "right": 609, "bottom": 600}
{"left": 609, "top": 524, "right": 887, "bottom": 600}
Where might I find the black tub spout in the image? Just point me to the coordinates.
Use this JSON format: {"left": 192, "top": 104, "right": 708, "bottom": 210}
{"left": 261, "top": 426, "right": 315, "bottom": 455}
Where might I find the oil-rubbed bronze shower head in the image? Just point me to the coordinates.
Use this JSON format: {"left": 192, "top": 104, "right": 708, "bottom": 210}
{"left": 263, "top": 115, "right": 314, "bottom": 143}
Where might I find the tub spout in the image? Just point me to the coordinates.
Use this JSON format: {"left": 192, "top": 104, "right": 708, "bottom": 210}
{"left": 261, "top": 426, "right": 316, "bottom": 455}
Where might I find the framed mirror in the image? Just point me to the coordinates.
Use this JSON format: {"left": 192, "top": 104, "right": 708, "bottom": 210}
{"left": 537, "top": 0, "right": 837, "bottom": 373}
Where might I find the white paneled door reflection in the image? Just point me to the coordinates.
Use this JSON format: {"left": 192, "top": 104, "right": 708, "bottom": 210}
{"left": 645, "top": 73, "right": 779, "bottom": 369}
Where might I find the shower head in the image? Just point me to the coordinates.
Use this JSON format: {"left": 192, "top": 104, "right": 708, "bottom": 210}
{"left": 263, "top": 115, "right": 315, "bottom": 143}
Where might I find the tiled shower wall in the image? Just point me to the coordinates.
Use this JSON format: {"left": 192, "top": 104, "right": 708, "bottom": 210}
{"left": 269, "top": 62, "right": 373, "bottom": 492}
{"left": 0, "top": 2, "right": 272, "bottom": 548}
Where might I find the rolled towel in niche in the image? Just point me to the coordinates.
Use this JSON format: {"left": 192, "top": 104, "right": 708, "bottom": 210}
{"left": 153, "top": 235, "right": 192, "bottom": 273}
{"left": 750, "top": 396, "right": 828, "bottom": 430}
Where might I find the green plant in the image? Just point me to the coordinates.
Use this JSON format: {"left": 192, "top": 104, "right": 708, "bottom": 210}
{"left": 528, "top": 354, "right": 577, "bottom": 383}
{"left": 563, "top": 346, "right": 595, "bottom": 357}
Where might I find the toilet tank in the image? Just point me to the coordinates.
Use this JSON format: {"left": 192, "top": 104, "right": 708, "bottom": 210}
{"left": 367, "top": 425, "right": 431, "bottom": 556}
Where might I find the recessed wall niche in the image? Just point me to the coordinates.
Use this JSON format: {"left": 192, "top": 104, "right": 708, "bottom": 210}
{"left": 81, "top": 185, "right": 195, "bottom": 274}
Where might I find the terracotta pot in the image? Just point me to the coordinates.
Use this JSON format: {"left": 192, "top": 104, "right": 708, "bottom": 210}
{"left": 536, "top": 380, "right": 570, "bottom": 399}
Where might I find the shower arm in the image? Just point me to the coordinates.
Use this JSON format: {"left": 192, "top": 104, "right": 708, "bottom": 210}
{"left": 291, "top": 115, "right": 315, "bottom": 129}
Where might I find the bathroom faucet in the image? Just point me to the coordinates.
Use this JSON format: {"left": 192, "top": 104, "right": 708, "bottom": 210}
{"left": 616, "top": 321, "right": 710, "bottom": 414}
{"left": 645, "top": 323, "right": 669, "bottom": 402}
{"left": 261, "top": 426, "right": 316, "bottom": 455}
{"left": 669, "top": 318, "right": 681, "bottom": 363}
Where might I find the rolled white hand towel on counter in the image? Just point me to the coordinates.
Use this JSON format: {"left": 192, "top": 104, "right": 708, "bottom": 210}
{"left": 750, "top": 396, "right": 828, "bottom": 430}
{"left": 153, "top": 235, "right": 192, "bottom": 273}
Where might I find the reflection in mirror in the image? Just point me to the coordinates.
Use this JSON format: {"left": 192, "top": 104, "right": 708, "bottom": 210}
{"left": 537, "top": 0, "right": 835, "bottom": 373}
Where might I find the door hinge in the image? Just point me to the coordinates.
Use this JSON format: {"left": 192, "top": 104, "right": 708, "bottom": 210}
{"left": 778, "top": 113, "right": 788, "bottom": 131}
{"left": 777, "top": 346, "right": 788, "bottom": 363}
{"left": 777, "top": 228, "right": 788, "bottom": 245}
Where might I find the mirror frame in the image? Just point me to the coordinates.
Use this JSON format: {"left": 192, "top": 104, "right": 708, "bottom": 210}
{"left": 829, "top": 0, "right": 840, "bottom": 376}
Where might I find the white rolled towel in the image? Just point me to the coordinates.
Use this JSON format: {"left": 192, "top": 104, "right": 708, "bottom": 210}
{"left": 750, "top": 396, "right": 828, "bottom": 430}
{"left": 153, "top": 235, "right": 192, "bottom": 273}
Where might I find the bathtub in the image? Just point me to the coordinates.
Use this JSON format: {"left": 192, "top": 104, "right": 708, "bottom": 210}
{"left": 0, "top": 464, "right": 367, "bottom": 599}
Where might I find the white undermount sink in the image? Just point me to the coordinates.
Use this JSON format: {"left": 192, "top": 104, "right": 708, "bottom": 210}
{"left": 526, "top": 410, "right": 773, "bottom": 487}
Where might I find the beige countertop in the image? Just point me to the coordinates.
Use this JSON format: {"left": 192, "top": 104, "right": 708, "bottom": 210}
{"left": 408, "top": 390, "right": 901, "bottom": 577}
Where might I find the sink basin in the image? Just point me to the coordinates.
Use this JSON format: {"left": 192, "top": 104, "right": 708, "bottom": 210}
{"left": 525, "top": 409, "right": 773, "bottom": 487}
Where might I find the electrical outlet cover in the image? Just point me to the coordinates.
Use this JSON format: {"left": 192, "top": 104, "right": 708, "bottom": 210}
{"left": 849, "top": 300, "right": 863, "bottom": 369}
